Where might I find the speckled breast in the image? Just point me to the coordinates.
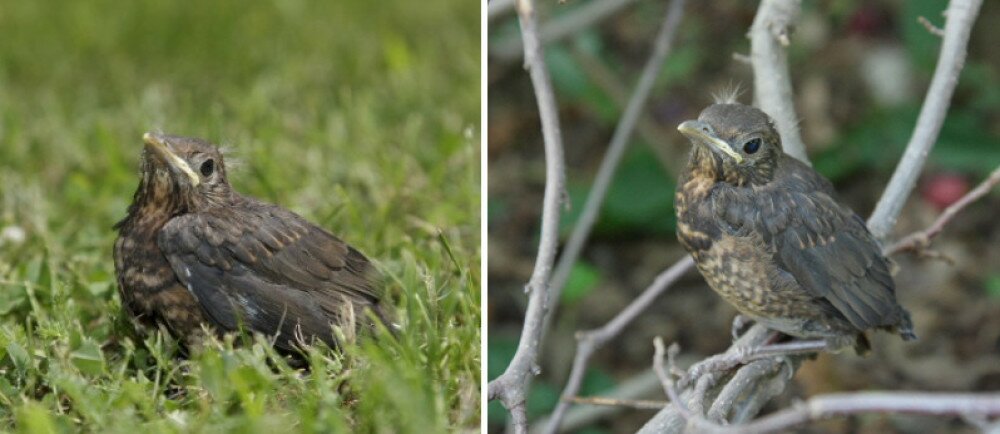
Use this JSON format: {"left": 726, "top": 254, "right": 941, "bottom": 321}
{"left": 113, "top": 219, "right": 207, "bottom": 338}
{"left": 689, "top": 230, "right": 848, "bottom": 339}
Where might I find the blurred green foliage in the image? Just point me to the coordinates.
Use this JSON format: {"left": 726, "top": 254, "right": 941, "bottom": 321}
{"left": 547, "top": 43, "right": 620, "bottom": 123}
{"left": 0, "top": 0, "right": 479, "bottom": 432}
{"left": 813, "top": 103, "right": 1000, "bottom": 182}
{"left": 561, "top": 148, "right": 676, "bottom": 236}
{"left": 986, "top": 275, "right": 1000, "bottom": 298}
{"left": 562, "top": 261, "right": 603, "bottom": 305}
{"left": 903, "top": 0, "right": 946, "bottom": 71}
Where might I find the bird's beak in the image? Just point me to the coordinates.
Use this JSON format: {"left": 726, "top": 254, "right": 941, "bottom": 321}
{"left": 677, "top": 120, "right": 743, "bottom": 164}
{"left": 143, "top": 132, "right": 200, "bottom": 187}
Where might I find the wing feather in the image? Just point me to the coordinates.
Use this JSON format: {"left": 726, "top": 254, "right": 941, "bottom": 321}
{"left": 158, "top": 198, "right": 382, "bottom": 349}
{"left": 763, "top": 190, "right": 902, "bottom": 331}
{"left": 717, "top": 156, "right": 903, "bottom": 332}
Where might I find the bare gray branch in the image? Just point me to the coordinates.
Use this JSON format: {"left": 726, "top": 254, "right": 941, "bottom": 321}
{"left": 490, "top": 0, "right": 642, "bottom": 60}
{"left": 887, "top": 163, "right": 1000, "bottom": 255}
{"left": 546, "top": 0, "right": 686, "bottom": 325}
{"left": 486, "top": 0, "right": 568, "bottom": 431}
{"left": 545, "top": 257, "right": 694, "bottom": 433}
{"left": 749, "top": 0, "right": 809, "bottom": 164}
{"left": 867, "top": 0, "right": 983, "bottom": 240}
{"left": 698, "top": 392, "right": 1000, "bottom": 434}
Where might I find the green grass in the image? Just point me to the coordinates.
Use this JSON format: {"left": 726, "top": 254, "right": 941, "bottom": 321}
{"left": 0, "top": 1, "right": 480, "bottom": 432}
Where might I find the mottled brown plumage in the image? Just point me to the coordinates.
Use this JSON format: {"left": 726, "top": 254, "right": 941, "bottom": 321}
{"left": 675, "top": 103, "right": 915, "bottom": 353}
{"left": 114, "top": 132, "right": 387, "bottom": 351}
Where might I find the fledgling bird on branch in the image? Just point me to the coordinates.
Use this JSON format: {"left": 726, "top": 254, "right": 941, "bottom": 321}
{"left": 675, "top": 102, "right": 915, "bottom": 354}
{"left": 114, "top": 132, "right": 389, "bottom": 352}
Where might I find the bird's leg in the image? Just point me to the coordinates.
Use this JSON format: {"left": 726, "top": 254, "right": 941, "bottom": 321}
{"left": 736, "top": 339, "right": 829, "bottom": 360}
{"left": 680, "top": 330, "right": 780, "bottom": 387}
{"left": 681, "top": 335, "right": 827, "bottom": 387}
{"left": 738, "top": 339, "right": 829, "bottom": 380}
{"left": 730, "top": 314, "right": 754, "bottom": 341}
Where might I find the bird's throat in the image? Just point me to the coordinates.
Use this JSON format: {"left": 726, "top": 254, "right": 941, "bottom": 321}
{"left": 120, "top": 169, "right": 188, "bottom": 231}
{"left": 686, "top": 146, "right": 724, "bottom": 183}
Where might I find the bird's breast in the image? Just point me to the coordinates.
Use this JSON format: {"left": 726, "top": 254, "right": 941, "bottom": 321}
{"left": 675, "top": 176, "right": 722, "bottom": 254}
{"left": 114, "top": 215, "right": 205, "bottom": 335}
{"left": 691, "top": 230, "right": 817, "bottom": 321}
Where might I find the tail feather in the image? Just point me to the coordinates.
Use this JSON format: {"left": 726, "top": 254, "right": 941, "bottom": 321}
{"left": 896, "top": 309, "right": 917, "bottom": 341}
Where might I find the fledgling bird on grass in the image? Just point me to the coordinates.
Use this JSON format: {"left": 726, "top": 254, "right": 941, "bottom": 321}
{"left": 114, "top": 132, "right": 389, "bottom": 352}
{"left": 675, "top": 102, "right": 915, "bottom": 354}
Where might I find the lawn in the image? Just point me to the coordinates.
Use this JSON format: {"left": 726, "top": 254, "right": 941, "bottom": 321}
{"left": 0, "top": 1, "right": 480, "bottom": 432}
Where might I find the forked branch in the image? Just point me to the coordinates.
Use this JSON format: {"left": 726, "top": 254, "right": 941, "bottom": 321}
{"left": 867, "top": 0, "right": 983, "bottom": 240}
{"left": 886, "top": 164, "right": 1000, "bottom": 255}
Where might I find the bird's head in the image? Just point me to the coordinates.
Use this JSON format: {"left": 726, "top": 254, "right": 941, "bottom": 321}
{"left": 139, "top": 132, "right": 233, "bottom": 211}
{"left": 677, "top": 103, "right": 782, "bottom": 186}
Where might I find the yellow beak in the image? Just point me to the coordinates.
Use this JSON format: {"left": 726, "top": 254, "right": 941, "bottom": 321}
{"left": 143, "top": 132, "right": 200, "bottom": 187}
{"left": 677, "top": 120, "right": 743, "bottom": 164}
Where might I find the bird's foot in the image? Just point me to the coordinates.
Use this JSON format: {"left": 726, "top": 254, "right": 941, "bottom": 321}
{"left": 730, "top": 315, "right": 754, "bottom": 341}
{"left": 777, "top": 355, "right": 796, "bottom": 380}
{"left": 679, "top": 338, "right": 827, "bottom": 388}
{"left": 679, "top": 342, "right": 763, "bottom": 388}
{"left": 680, "top": 352, "right": 742, "bottom": 389}
{"left": 679, "top": 331, "right": 773, "bottom": 388}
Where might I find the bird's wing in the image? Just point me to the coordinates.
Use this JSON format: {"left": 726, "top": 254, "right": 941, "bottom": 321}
{"left": 735, "top": 187, "right": 901, "bottom": 331}
{"left": 157, "top": 202, "right": 379, "bottom": 348}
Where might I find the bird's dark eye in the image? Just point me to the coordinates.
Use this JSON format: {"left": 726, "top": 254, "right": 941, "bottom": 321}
{"left": 200, "top": 159, "right": 214, "bottom": 177}
{"left": 743, "top": 138, "right": 762, "bottom": 154}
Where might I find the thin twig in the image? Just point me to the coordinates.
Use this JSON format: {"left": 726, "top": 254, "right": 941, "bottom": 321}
{"left": 886, "top": 164, "right": 1000, "bottom": 255}
{"left": 545, "top": 257, "right": 694, "bottom": 433}
{"left": 490, "top": 0, "right": 642, "bottom": 60}
{"left": 564, "top": 395, "right": 668, "bottom": 410}
{"left": 541, "top": 2, "right": 689, "bottom": 428}
{"left": 636, "top": 325, "right": 775, "bottom": 434}
{"left": 749, "top": 0, "right": 809, "bottom": 164}
{"left": 653, "top": 338, "right": 692, "bottom": 419}
{"left": 867, "top": 0, "right": 983, "bottom": 240}
{"left": 543, "top": 0, "right": 687, "bottom": 341}
{"left": 918, "top": 16, "right": 946, "bottom": 37}
{"left": 486, "top": 0, "right": 568, "bottom": 432}
{"left": 531, "top": 369, "right": 667, "bottom": 433}
{"left": 698, "top": 392, "right": 1000, "bottom": 434}
{"left": 570, "top": 45, "right": 684, "bottom": 174}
